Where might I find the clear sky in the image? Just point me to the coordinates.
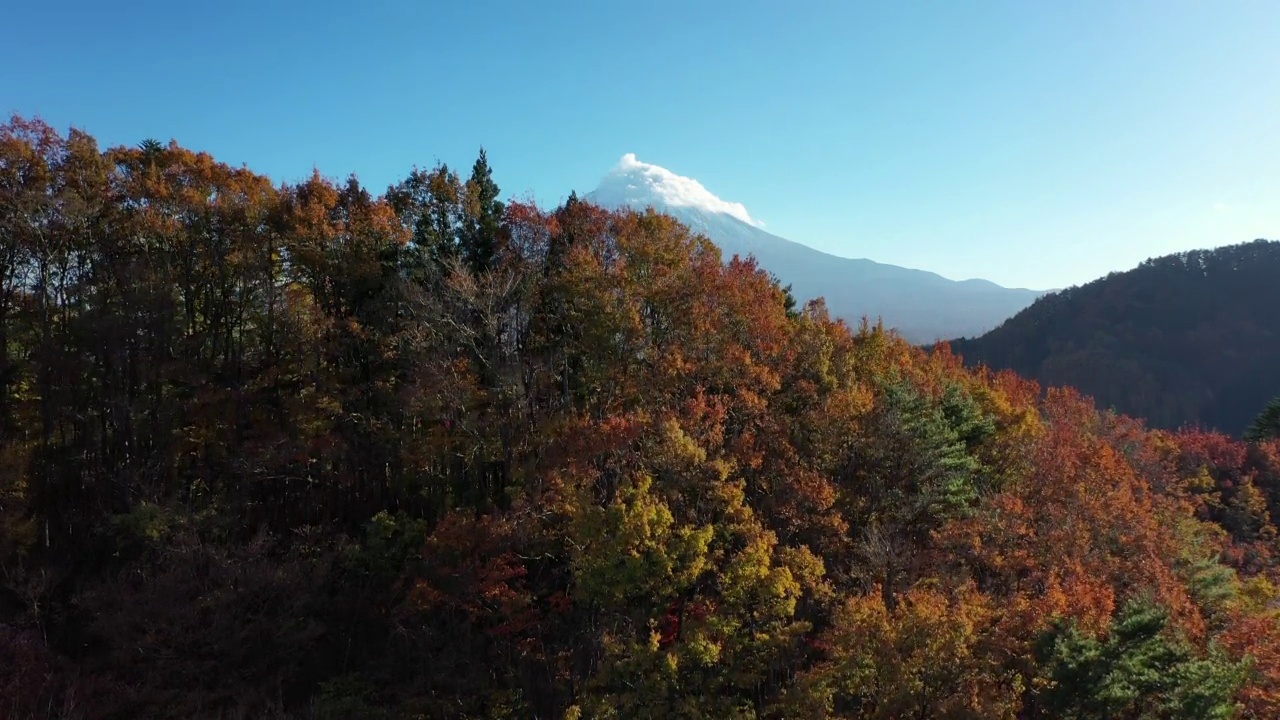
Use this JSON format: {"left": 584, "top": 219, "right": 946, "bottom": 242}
{"left": 3, "top": 0, "right": 1277, "bottom": 289}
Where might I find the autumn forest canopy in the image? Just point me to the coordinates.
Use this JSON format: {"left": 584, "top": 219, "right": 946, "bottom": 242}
{"left": 4, "top": 116, "right": 1280, "bottom": 719}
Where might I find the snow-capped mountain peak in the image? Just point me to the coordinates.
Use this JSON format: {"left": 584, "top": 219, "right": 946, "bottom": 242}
{"left": 583, "top": 154, "right": 1045, "bottom": 344}
{"left": 591, "top": 153, "right": 763, "bottom": 228}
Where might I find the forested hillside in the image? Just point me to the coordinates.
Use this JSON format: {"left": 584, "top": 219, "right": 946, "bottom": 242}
{"left": 4, "top": 116, "right": 1280, "bottom": 719}
{"left": 949, "top": 240, "right": 1280, "bottom": 436}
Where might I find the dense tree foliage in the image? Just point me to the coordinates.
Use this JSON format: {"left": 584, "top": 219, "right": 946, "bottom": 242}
{"left": 1247, "top": 397, "right": 1280, "bottom": 443}
{"left": 4, "top": 116, "right": 1280, "bottom": 718}
{"left": 948, "top": 239, "right": 1280, "bottom": 436}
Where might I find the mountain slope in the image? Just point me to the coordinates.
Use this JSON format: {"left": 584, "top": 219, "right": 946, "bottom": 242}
{"left": 586, "top": 154, "right": 1044, "bottom": 344}
{"left": 949, "top": 239, "right": 1280, "bottom": 436}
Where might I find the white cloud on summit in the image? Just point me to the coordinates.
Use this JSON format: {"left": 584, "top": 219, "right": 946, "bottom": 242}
{"left": 610, "top": 153, "right": 763, "bottom": 227}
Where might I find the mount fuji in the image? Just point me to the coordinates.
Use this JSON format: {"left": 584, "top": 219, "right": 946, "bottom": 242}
{"left": 585, "top": 154, "right": 1045, "bottom": 344}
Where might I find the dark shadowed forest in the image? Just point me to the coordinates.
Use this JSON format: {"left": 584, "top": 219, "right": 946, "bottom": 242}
{"left": 949, "top": 240, "right": 1280, "bottom": 437}
{"left": 4, "top": 116, "right": 1280, "bottom": 719}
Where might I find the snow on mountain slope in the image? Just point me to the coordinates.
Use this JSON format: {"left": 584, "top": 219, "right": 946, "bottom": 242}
{"left": 585, "top": 154, "right": 1045, "bottom": 344}
{"left": 593, "top": 153, "right": 763, "bottom": 227}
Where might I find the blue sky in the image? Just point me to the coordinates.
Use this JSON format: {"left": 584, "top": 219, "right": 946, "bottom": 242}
{"left": 3, "top": 0, "right": 1277, "bottom": 289}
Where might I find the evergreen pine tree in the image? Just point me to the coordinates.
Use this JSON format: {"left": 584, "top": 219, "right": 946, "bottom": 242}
{"left": 1032, "top": 599, "right": 1246, "bottom": 719}
{"left": 1246, "top": 395, "right": 1280, "bottom": 442}
{"left": 461, "top": 148, "right": 504, "bottom": 273}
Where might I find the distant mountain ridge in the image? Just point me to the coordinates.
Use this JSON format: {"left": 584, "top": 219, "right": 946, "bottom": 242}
{"left": 948, "top": 239, "right": 1280, "bottom": 436}
{"left": 585, "top": 154, "right": 1044, "bottom": 344}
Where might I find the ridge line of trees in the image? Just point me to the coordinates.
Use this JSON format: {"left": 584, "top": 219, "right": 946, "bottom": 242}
{"left": 3, "top": 115, "right": 1280, "bottom": 719}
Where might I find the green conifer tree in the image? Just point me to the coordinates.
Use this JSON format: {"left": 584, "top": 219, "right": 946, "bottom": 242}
{"left": 1246, "top": 395, "right": 1280, "bottom": 442}
{"left": 1032, "top": 599, "right": 1246, "bottom": 720}
{"left": 461, "top": 148, "right": 504, "bottom": 273}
